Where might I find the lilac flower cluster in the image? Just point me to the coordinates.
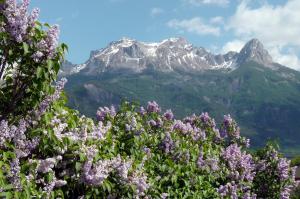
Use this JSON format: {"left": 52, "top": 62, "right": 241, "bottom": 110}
{"left": 34, "top": 78, "right": 67, "bottom": 119}
{"left": 163, "top": 109, "right": 174, "bottom": 120}
{"left": 183, "top": 114, "right": 197, "bottom": 125}
{"left": 160, "top": 132, "right": 174, "bottom": 154}
{"left": 33, "top": 24, "right": 60, "bottom": 62}
{"left": 222, "top": 144, "right": 255, "bottom": 182}
{"left": 220, "top": 114, "right": 240, "bottom": 139}
{"left": 196, "top": 149, "right": 219, "bottom": 171}
{"left": 139, "top": 106, "right": 146, "bottom": 115}
{"left": 9, "top": 158, "right": 21, "bottom": 190}
{"left": 199, "top": 112, "right": 216, "bottom": 128}
{"left": 2, "top": 0, "right": 39, "bottom": 43}
{"left": 254, "top": 147, "right": 298, "bottom": 198}
{"left": 172, "top": 120, "right": 193, "bottom": 134}
{"left": 125, "top": 116, "right": 138, "bottom": 132}
{"left": 82, "top": 154, "right": 149, "bottom": 196}
{"left": 35, "top": 172, "right": 67, "bottom": 196}
{"left": 82, "top": 158, "right": 115, "bottom": 186}
{"left": 90, "top": 121, "right": 111, "bottom": 140}
{"left": 146, "top": 101, "right": 161, "bottom": 113}
{"left": 36, "top": 156, "right": 62, "bottom": 174}
{"left": 191, "top": 127, "right": 206, "bottom": 141}
{"left": 128, "top": 171, "right": 150, "bottom": 197}
{"left": 96, "top": 105, "right": 116, "bottom": 121}
{"left": 217, "top": 182, "right": 238, "bottom": 199}
{"left": 218, "top": 181, "right": 257, "bottom": 199}
{"left": 147, "top": 118, "right": 163, "bottom": 128}
{"left": 217, "top": 143, "right": 258, "bottom": 198}
{"left": 278, "top": 158, "right": 290, "bottom": 181}
{"left": 0, "top": 118, "right": 39, "bottom": 158}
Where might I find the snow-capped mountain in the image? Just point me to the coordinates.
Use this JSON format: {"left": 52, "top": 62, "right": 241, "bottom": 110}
{"left": 62, "top": 38, "right": 275, "bottom": 75}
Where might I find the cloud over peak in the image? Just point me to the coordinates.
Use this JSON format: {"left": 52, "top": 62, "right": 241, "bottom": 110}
{"left": 184, "top": 0, "right": 229, "bottom": 6}
{"left": 150, "top": 7, "right": 164, "bottom": 17}
{"left": 167, "top": 17, "right": 221, "bottom": 36}
{"left": 228, "top": 0, "right": 300, "bottom": 69}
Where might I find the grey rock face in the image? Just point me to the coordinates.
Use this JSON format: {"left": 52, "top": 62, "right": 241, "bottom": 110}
{"left": 237, "top": 39, "right": 273, "bottom": 65}
{"left": 61, "top": 38, "right": 276, "bottom": 75}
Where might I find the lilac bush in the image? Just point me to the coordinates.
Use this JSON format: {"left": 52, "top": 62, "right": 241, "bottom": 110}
{"left": 0, "top": 0, "right": 298, "bottom": 198}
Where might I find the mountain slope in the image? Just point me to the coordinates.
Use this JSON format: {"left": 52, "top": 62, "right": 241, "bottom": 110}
{"left": 62, "top": 38, "right": 300, "bottom": 156}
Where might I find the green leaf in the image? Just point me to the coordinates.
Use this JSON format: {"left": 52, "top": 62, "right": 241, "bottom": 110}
{"left": 0, "top": 192, "right": 12, "bottom": 199}
{"left": 22, "top": 42, "right": 29, "bottom": 55}
{"left": 36, "top": 67, "right": 44, "bottom": 79}
{"left": 75, "top": 162, "right": 82, "bottom": 172}
{"left": 61, "top": 43, "right": 68, "bottom": 52}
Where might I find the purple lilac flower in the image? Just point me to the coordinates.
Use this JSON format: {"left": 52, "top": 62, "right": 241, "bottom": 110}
{"left": 221, "top": 115, "right": 240, "bottom": 139}
{"left": 243, "top": 191, "right": 257, "bottom": 199}
{"left": 33, "top": 78, "right": 67, "bottom": 119}
{"left": 9, "top": 158, "right": 21, "bottom": 190}
{"left": 44, "top": 24, "right": 59, "bottom": 58}
{"left": 280, "top": 185, "right": 293, "bottom": 199}
{"left": 125, "top": 116, "right": 138, "bottom": 132}
{"left": 0, "top": 120, "right": 13, "bottom": 147}
{"left": 139, "top": 106, "right": 146, "bottom": 115}
{"left": 82, "top": 156, "right": 134, "bottom": 186}
{"left": 0, "top": 116, "right": 40, "bottom": 158}
{"left": 172, "top": 120, "right": 193, "bottom": 134}
{"left": 161, "top": 193, "right": 168, "bottom": 199}
{"left": 52, "top": 122, "right": 68, "bottom": 141}
{"left": 217, "top": 182, "right": 238, "bottom": 199}
{"left": 197, "top": 151, "right": 205, "bottom": 169}
{"left": 90, "top": 121, "right": 111, "bottom": 140}
{"left": 191, "top": 127, "right": 206, "bottom": 141}
{"left": 3, "top": 0, "right": 38, "bottom": 43}
{"left": 146, "top": 101, "right": 161, "bottom": 113}
{"left": 160, "top": 132, "right": 174, "bottom": 154}
{"left": 143, "top": 147, "right": 151, "bottom": 157}
{"left": 148, "top": 119, "right": 157, "bottom": 127}
{"left": 183, "top": 114, "right": 197, "bottom": 125}
{"left": 278, "top": 158, "right": 290, "bottom": 181}
{"left": 156, "top": 118, "right": 164, "bottom": 128}
{"left": 200, "top": 112, "right": 216, "bottom": 128}
{"left": 55, "top": 180, "right": 67, "bottom": 187}
{"left": 163, "top": 109, "right": 174, "bottom": 120}
{"left": 96, "top": 105, "right": 116, "bottom": 121}
{"left": 32, "top": 51, "right": 44, "bottom": 62}
{"left": 36, "top": 156, "right": 62, "bottom": 173}
{"left": 115, "top": 158, "right": 132, "bottom": 180}
{"left": 82, "top": 159, "right": 112, "bottom": 186}
{"left": 222, "top": 144, "right": 255, "bottom": 182}
{"left": 206, "top": 157, "right": 219, "bottom": 171}
{"left": 128, "top": 172, "right": 149, "bottom": 197}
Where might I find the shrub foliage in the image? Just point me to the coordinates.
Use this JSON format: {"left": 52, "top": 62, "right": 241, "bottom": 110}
{"left": 0, "top": 0, "right": 298, "bottom": 198}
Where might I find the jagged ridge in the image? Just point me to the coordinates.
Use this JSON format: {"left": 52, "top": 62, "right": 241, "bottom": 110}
{"left": 62, "top": 38, "right": 276, "bottom": 75}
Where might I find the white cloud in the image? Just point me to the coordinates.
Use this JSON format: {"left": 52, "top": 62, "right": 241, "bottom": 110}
{"left": 184, "top": 0, "right": 229, "bottom": 6}
{"left": 222, "top": 39, "right": 245, "bottom": 53}
{"left": 228, "top": 0, "right": 300, "bottom": 69}
{"left": 210, "top": 16, "right": 224, "bottom": 24}
{"left": 150, "top": 7, "right": 164, "bottom": 17}
{"left": 167, "top": 17, "right": 221, "bottom": 36}
{"left": 269, "top": 47, "right": 300, "bottom": 70}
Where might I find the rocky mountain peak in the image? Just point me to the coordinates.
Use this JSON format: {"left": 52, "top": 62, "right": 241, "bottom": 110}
{"left": 237, "top": 38, "right": 273, "bottom": 65}
{"left": 61, "top": 38, "right": 280, "bottom": 75}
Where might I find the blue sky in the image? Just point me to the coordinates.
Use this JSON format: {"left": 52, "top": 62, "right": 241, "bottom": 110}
{"left": 30, "top": 0, "right": 300, "bottom": 70}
